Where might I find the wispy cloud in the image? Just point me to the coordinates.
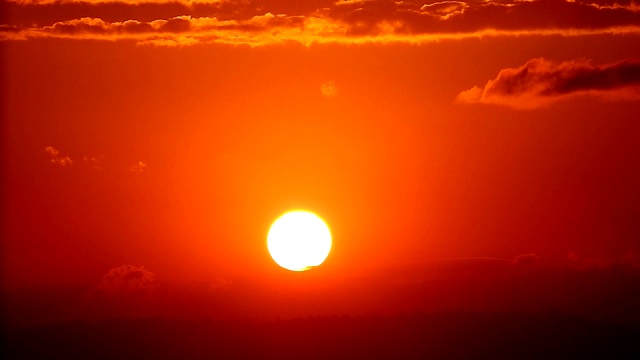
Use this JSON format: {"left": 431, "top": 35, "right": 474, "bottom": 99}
{"left": 419, "top": 1, "right": 468, "bottom": 19}
{"left": 457, "top": 58, "right": 640, "bottom": 109}
{"left": 43, "top": 146, "right": 149, "bottom": 172}
{"left": 83, "top": 155, "right": 104, "bottom": 170}
{"left": 321, "top": 81, "right": 338, "bottom": 98}
{"left": 2, "top": 0, "right": 640, "bottom": 45}
{"left": 44, "top": 146, "right": 73, "bottom": 167}
{"left": 129, "top": 161, "right": 147, "bottom": 172}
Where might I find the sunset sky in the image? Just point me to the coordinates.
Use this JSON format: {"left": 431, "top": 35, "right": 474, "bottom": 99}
{"left": 2, "top": 0, "right": 640, "bottom": 327}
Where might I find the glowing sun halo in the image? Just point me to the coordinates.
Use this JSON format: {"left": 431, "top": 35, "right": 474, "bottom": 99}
{"left": 267, "top": 211, "right": 332, "bottom": 271}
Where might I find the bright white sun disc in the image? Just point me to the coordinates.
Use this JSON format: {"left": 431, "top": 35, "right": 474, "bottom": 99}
{"left": 267, "top": 211, "right": 332, "bottom": 271}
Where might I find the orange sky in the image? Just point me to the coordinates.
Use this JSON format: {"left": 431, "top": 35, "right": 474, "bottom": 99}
{"left": 2, "top": 0, "right": 640, "bottom": 324}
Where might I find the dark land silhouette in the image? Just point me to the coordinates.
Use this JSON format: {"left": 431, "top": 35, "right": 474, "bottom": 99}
{"left": 4, "top": 312, "right": 640, "bottom": 359}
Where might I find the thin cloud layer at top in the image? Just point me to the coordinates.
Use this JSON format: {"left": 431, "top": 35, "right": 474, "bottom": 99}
{"left": 457, "top": 58, "right": 640, "bottom": 109}
{"left": 2, "top": 0, "right": 640, "bottom": 45}
{"left": 6, "top": 0, "right": 227, "bottom": 4}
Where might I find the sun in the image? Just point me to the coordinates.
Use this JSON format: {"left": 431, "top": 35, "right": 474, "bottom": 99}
{"left": 267, "top": 210, "right": 332, "bottom": 271}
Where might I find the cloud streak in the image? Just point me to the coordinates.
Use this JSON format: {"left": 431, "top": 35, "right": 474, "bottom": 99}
{"left": 457, "top": 58, "right": 640, "bottom": 109}
{"left": 2, "top": 0, "right": 640, "bottom": 45}
{"left": 1, "top": 14, "right": 311, "bottom": 45}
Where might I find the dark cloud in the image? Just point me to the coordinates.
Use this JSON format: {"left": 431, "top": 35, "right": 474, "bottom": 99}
{"left": 0, "top": 24, "right": 22, "bottom": 35}
{"left": 2, "top": 0, "right": 640, "bottom": 45}
{"left": 89, "top": 264, "right": 156, "bottom": 299}
{"left": 80, "top": 265, "right": 159, "bottom": 320}
{"left": 457, "top": 58, "right": 640, "bottom": 109}
{"left": 567, "top": 251, "right": 640, "bottom": 270}
{"left": 322, "top": 0, "right": 640, "bottom": 37}
{"left": 514, "top": 253, "right": 539, "bottom": 267}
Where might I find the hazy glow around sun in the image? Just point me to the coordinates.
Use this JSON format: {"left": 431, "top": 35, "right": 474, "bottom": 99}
{"left": 267, "top": 210, "right": 332, "bottom": 271}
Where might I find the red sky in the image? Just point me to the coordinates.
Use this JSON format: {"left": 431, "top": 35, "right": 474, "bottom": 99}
{"left": 2, "top": 0, "right": 640, "bottom": 325}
